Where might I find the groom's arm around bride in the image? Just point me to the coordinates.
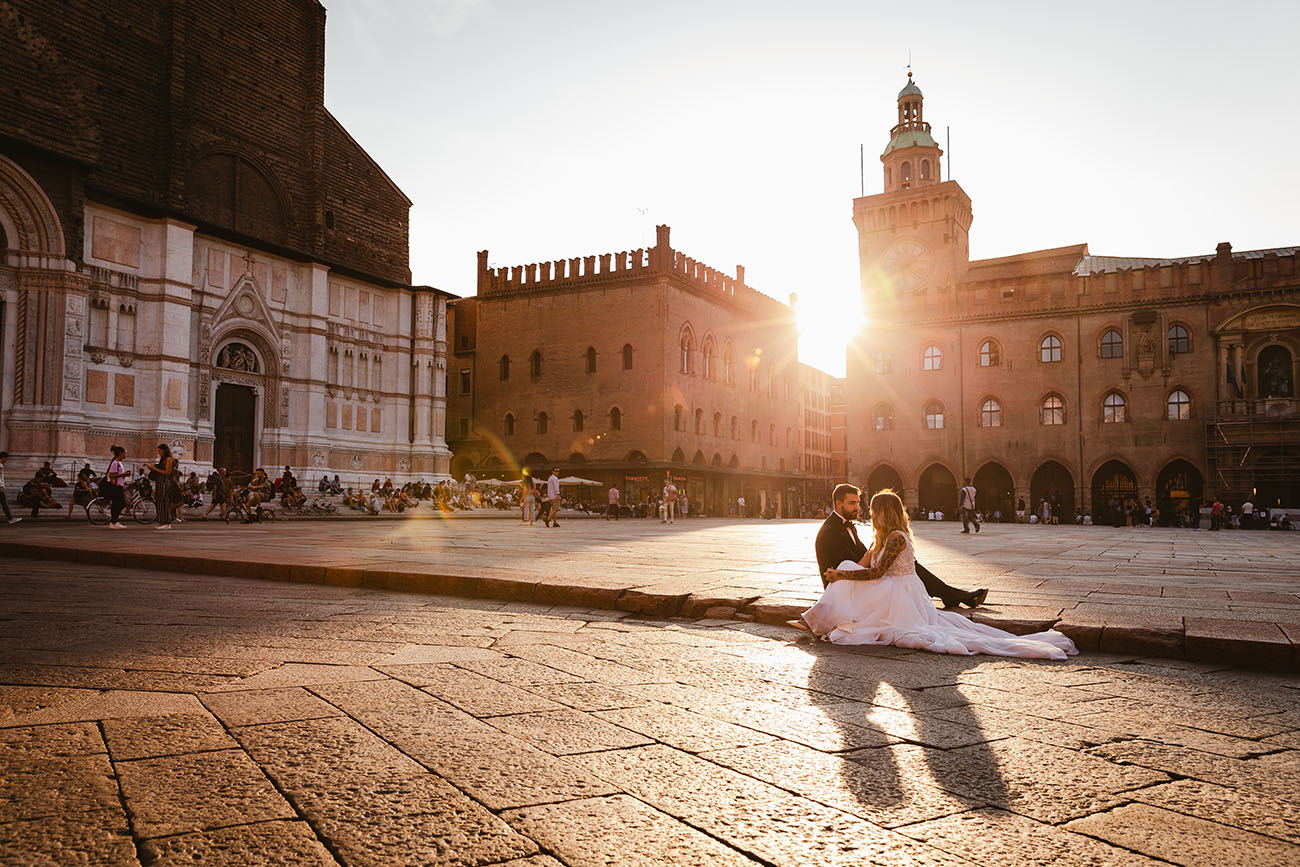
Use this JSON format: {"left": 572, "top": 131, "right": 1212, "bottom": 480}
{"left": 816, "top": 484, "right": 988, "bottom": 608}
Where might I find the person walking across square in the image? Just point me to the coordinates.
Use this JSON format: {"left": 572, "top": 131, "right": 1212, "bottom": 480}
{"left": 606, "top": 485, "right": 620, "bottom": 520}
{"left": 662, "top": 479, "right": 677, "bottom": 524}
{"left": 959, "top": 478, "right": 980, "bottom": 533}
{"left": 545, "top": 468, "right": 561, "bottom": 527}
{"left": 103, "top": 446, "right": 130, "bottom": 528}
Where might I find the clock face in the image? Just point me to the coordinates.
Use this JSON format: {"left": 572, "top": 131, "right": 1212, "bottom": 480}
{"left": 882, "top": 239, "right": 934, "bottom": 291}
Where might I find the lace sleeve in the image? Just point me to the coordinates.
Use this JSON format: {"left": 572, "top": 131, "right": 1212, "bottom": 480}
{"left": 828, "top": 532, "right": 904, "bottom": 582}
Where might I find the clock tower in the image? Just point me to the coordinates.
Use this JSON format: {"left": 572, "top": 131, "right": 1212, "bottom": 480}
{"left": 852, "top": 73, "right": 972, "bottom": 307}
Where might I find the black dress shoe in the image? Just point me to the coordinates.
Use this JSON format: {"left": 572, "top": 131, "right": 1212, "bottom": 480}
{"left": 963, "top": 588, "right": 989, "bottom": 608}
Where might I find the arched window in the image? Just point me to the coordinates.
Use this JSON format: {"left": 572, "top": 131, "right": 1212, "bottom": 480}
{"left": 874, "top": 403, "right": 894, "bottom": 431}
{"left": 901, "top": 161, "right": 912, "bottom": 181}
{"left": 673, "top": 403, "right": 684, "bottom": 432}
{"left": 769, "top": 423, "right": 776, "bottom": 445}
{"left": 572, "top": 410, "right": 584, "bottom": 432}
{"left": 924, "top": 401, "right": 945, "bottom": 430}
{"left": 529, "top": 350, "right": 542, "bottom": 378}
{"left": 1168, "top": 325, "right": 1190, "bottom": 356}
{"left": 702, "top": 338, "right": 715, "bottom": 380}
{"left": 1040, "top": 335, "right": 1062, "bottom": 363}
{"left": 585, "top": 346, "right": 597, "bottom": 374}
{"left": 1102, "top": 392, "right": 1127, "bottom": 423}
{"left": 723, "top": 344, "right": 736, "bottom": 385}
{"left": 1167, "top": 389, "right": 1191, "bottom": 420}
{"left": 922, "top": 345, "right": 942, "bottom": 371}
{"left": 679, "top": 329, "right": 694, "bottom": 374}
{"left": 875, "top": 351, "right": 892, "bottom": 374}
{"left": 979, "top": 340, "right": 1000, "bottom": 367}
{"left": 730, "top": 416, "right": 738, "bottom": 439}
{"left": 886, "top": 167, "right": 892, "bottom": 188}
{"left": 610, "top": 407, "right": 622, "bottom": 430}
{"left": 694, "top": 408, "right": 704, "bottom": 434}
{"left": 1041, "top": 395, "right": 1065, "bottom": 426}
{"left": 920, "top": 159, "right": 931, "bottom": 180}
{"left": 1100, "top": 329, "right": 1124, "bottom": 359}
{"left": 504, "top": 413, "right": 515, "bottom": 436}
{"left": 498, "top": 354, "right": 510, "bottom": 380}
{"left": 536, "top": 411, "right": 549, "bottom": 434}
{"left": 622, "top": 343, "right": 634, "bottom": 370}
{"left": 980, "top": 399, "right": 1002, "bottom": 427}
{"left": 712, "top": 412, "right": 722, "bottom": 437}
{"left": 785, "top": 426, "right": 792, "bottom": 447}
{"left": 750, "top": 419, "right": 759, "bottom": 441}
{"left": 749, "top": 365, "right": 759, "bottom": 391}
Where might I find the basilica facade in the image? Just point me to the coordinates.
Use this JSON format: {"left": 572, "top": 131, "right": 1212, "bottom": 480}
{"left": 0, "top": 0, "right": 452, "bottom": 484}
{"left": 848, "top": 75, "right": 1299, "bottom": 521}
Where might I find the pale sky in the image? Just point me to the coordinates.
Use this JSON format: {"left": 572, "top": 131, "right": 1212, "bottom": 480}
{"left": 323, "top": 0, "right": 1300, "bottom": 376}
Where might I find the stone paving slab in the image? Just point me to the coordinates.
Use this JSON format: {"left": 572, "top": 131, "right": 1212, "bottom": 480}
{"left": 3, "top": 518, "right": 1299, "bottom": 669}
{"left": 2, "top": 559, "right": 1300, "bottom": 864}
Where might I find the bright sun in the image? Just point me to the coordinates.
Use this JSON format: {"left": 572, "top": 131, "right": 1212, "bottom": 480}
{"left": 796, "top": 289, "right": 865, "bottom": 377}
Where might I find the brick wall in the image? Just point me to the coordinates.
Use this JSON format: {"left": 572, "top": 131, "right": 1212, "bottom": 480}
{"left": 0, "top": 0, "right": 409, "bottom": 285}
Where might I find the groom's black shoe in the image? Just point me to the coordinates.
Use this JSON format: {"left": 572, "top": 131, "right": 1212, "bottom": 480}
{"left": 962, "top": 588, "right": 989, "bottom": 608}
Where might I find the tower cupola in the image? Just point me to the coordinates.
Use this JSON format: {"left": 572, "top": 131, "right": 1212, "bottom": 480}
{"left": 881, "top": 72, "right": 942, "bottom": 193}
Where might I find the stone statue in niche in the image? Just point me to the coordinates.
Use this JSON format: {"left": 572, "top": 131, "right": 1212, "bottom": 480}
{"left": 216, "top": 343, "right": 259, "bottom": 373}
{"left": 1136, "top": 328, "right": 1156, "bottom": 377}
{"left": 1263, "top": 357, "right": 1294, "bottom": 397}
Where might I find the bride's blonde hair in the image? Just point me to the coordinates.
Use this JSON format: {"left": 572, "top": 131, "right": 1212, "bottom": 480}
{"left": 869, "top": 489, "right": 912, "bottom": 552}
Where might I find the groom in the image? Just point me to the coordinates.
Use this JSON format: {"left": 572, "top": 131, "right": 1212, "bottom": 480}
{"left": 816, "top": 484, "right": 988, "bottom": 608}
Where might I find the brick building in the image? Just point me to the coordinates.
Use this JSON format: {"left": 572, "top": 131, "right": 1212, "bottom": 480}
{"left": 848, "top": 74, "right": 1299, "bottom": 522}
{"left": 0, "top": 0, "right": 452, "bottom": 483}
{"left": 447, "top": 225, "right": 805, "bottom": 516}
{"left": 796, "top": 362, "right": 834, "bottom": 508}
{"left": 829, "top": 377, "right": 850, "bottom": 482}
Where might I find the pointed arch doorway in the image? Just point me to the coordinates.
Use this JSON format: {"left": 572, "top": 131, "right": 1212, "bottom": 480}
{"left": 211, "top": 340, "right": 264, "bottom": 478}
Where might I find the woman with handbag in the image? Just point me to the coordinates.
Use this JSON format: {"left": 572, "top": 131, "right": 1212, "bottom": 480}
{"left": 149, "top": 443, "right": 179, "bottom": 529}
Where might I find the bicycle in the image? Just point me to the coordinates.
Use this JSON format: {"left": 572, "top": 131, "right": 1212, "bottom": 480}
{"left": 226, "top": 486, "right": 276, "bottom": 524}
{"left": 86, "top": 479, "right": 157, "bottom": 525}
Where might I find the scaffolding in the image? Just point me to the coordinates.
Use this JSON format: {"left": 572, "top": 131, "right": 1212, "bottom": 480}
{"left": 1207, "top": 400, "right": 1300, "bottom": 506}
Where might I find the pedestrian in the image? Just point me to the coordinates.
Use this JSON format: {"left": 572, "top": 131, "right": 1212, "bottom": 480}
{"left": 149, "top": 443, "right": 178, "bottom": 529}
{"left": 605, "top": 484, "right": 620, "bottom": 520}
{"left": 959, "top": 478, "right": 980, "bottom": 533}
{"left": 103, "top": 446, "right": 129, "bottom": 528}
{"left": 1241, "top": 498, "right": 1255, "bottom": 529}
{"left": 546, "top": 468, "right": 561, "bottom": 527}
{"left": 203, "top": 467, "right": 229, "bottom": 521}
{"left": 737, "top": 495, "right": 746, "bottom": 518}
{"left": 520, "top": 477, "right": 536, "bottom": 525}
{"left": 1210, "top": 496, "right": 1224, "bottom": 531}
{"left": 0, "top": 451, "right": 18, "bottom": 525}
{"left": 662, "top": 478, "right": 678, "bottom": 524}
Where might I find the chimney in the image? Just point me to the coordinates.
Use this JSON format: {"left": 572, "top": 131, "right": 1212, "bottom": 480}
{"left": 1214, "top": 242, "right": 1233, "bottom": 291}
{"left": 736, "top": 265, "right": 745, "bottom": 285}
{"left": 476, "top": 250, "right": 489, "bottom": 294}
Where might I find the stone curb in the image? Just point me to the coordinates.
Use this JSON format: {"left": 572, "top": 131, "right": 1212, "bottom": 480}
{"left": 2, "top": 541, "right": 1295, "bottom": 671}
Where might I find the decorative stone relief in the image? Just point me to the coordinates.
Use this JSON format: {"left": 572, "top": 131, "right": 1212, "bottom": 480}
{"left": 118, "top": 356, "right": 133, "bottom": 368}
{"left": 279, "top": 390, "right": 289, "bottom": 426}
{"left": 89, "top": 351, "right": 106, "bottom": 365}
{"left": 169, "top": 439, "right": 186, "bottom": 458}
{"left": 398, "top": 457, "right": 410, "bottom": 473}
{"left": 351, "top": 454, "right": 363, "bottom": 470}
{"left": 312, "top": 451, "right": 325, "bottom": 468}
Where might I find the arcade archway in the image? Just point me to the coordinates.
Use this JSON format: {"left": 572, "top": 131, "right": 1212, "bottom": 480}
{"left": 866, "top": 464, "right": 904, "bottom": 499}
{"left": 973, "top": 461, "right": 1015, "bottom": 521}
{"left": 1030, "top": 461, "right": 1075, "bottom": 522}
{"left": 917, "top": 463, "right": 958, "bottom": 517}
{"left": 1156, "top": 460, "right": 1203, "bottom": 525}
{"left": 1253, "top": 450, "right": 1300, "bottom": 509}
{"left": 1091, "top": 460, "right": 1138, "bottom": 526}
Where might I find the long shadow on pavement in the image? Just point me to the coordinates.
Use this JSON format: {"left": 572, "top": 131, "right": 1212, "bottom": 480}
{"left": 802, "top": 642, "right": 1009, "bottom": 818}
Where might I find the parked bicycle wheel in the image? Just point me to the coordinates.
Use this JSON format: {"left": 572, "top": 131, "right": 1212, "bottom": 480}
{"left": 85, "top": 497, "right": 112, "bottom": 525}
{"left": 132, "top": 498, "right": 157, "bottom": 524}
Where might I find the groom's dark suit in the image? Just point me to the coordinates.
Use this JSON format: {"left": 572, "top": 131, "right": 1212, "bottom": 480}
{"left": 814, "top": 510, "right": 970, "bottom": 607}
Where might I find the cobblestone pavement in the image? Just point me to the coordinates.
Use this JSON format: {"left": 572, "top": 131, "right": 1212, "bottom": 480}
{"left": 2, "top": 560, "right": 1299, "bottom": 865}
{"left": 4, "top": 518, "right": 1299, "bottom": 666}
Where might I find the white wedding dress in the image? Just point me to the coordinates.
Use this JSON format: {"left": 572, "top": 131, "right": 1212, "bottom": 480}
{"left": 802, "top": 530, "right": 1077, "bottom": 660}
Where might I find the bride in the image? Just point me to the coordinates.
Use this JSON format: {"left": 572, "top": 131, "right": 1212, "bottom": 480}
{"left": 797, "top": 489, "right": 1077, "bottom": 660}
